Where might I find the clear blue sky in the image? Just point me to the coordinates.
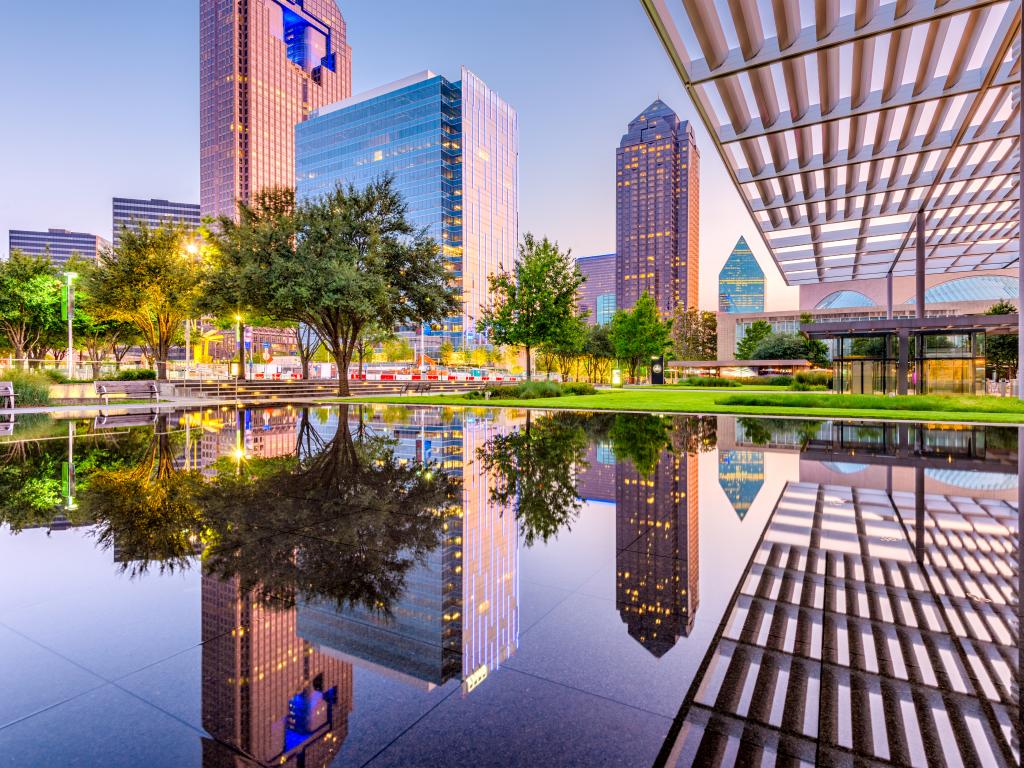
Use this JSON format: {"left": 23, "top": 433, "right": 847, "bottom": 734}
{"left": 0, "top": 0, "right": 797, "bottom": 310}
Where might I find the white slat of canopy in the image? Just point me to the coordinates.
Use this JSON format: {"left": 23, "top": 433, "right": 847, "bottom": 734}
{"left": 641, "top": 0, "right": 1021, "bottom": 285}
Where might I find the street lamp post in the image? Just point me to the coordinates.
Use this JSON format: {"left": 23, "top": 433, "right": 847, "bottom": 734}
{"left": 62, "top": 272, "right": 78, "bottom": 379}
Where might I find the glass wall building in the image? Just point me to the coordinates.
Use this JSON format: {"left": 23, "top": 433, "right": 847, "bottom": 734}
{"left": 718, "top": 236, "right": 765, "bottom": 313}
{"left": 199, "top": 0, "right": 352, "bottom": 219}
{"left": 616, "top": 100, "right": 700, "bottom": 317}
{"left": 112, "top": 198, "right": 200, "bottom": 248}
{"left": 8, "top": 228, "right": 110, "bottom": 265}
{"left": 576, "top": 253, "right": 616, "bottom": 325}
{"left": 296, "top": 68, "right": 518, "bottom": 353}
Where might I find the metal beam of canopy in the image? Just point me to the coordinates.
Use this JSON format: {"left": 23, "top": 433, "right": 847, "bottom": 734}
{"left": 640, "top": 0, "right": 1023, "bottom": 394}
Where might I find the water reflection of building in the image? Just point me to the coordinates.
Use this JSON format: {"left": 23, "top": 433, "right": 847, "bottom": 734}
{"left": 665, "top": 481, "right": 1020, "bottom": 765}
{"left": 716, "top": 450, "right": 763, "bottom": 519}
{"left": 185, "top": 408, "right": 299, "bottom": 471}
{"left": 201, "top": 575, "right": 353, "bottom": 767}
{"left": 298, "top": 409, "right": 519, "bottom": 692}
{"left": 575, "top": 441, "right": 616, "bottom": 503}
{"left": 616, "top": 449, "right": 699, "bottom": 657}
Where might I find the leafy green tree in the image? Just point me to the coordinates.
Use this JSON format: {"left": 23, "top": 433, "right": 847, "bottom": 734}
{"left": 83, "top": 222, "right": 205, "bottom": 379}
{"left": 542, "top": 312, "right": 588, "bottom": 380}
{"left": 383, "top": 338, "right": 415, "bottom": 363}
{"left": 985, "top": 300, "right": 1018, "bottom": 379}
{"left": 478, "top": 412, "right": 589, "bottom": 546}
{"left": 438, "top": 340, "right": 455, "bottom": 366}
{"left": 672, "top": 306, "right": 717, "bottom": 361}
{"left": 750, "top": 332, "right": 811, "bottom": 361}
{"left": 0, "top": 250, "right": 61, "bottom": 365}
{"left": 205, "top": 179, "right": 456, "bottom": 396}
{"left": 795, "top": 313, "right": 830, "bottom": 368}
{"left": 581, "top": 323, "right": 615, "bottom": 383}
{"left": 479, "top": 233, "right": 584, "bottom": 380}
{"left": 609, "top": 293, "right": 670, "bottom": 383}
{"left": 469, "top": 346, "right": 489, "bottom": 367}
{"left": 735, "top": 320, "right": 773, "bottom": 359}
{"left": 354, "top": 322, "right": 394, "bottom": 375}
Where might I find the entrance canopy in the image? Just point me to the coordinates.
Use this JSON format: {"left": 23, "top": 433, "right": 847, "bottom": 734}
{"left": 640, "top": 0, "right": 1021, "bottom": 285}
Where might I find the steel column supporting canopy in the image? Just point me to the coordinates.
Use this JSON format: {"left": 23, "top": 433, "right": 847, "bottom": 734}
{"left": 640, "top": 0, "right": 1022, "bottom": 285}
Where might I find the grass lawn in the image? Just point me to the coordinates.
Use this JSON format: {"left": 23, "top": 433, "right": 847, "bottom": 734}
{"left": 337, "top": 388, "right": 1024, "bottom": 425}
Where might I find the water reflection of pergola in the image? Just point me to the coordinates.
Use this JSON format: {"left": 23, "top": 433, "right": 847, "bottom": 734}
{"left": 641, "top": 0, "right": 1023, "bottom": 394}
{"left": 660, "top": 481, "right": 1020, "bottom": 765}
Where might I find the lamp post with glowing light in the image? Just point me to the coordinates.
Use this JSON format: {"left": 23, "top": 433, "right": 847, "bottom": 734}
{"left": 62, "top": 271, "right": 78, "bottom": 379}
{"left": 235, "top": 314, "right": 244, "bottom": 381}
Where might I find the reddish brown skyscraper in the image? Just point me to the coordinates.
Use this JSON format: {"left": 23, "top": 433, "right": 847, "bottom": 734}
{"left": 200, "top": 0, "right": 352, "bottom": 219}
{"left": 616, "top": 100, "right": 700, "bottom": 317}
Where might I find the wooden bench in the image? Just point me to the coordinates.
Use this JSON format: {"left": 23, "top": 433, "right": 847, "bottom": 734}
{"left": 399, "top": 382, "right": 432, "bottom": 395}
{"left": 93, "top": 413, "right": 159, "bottom": 429}
{"left": 0, "top": 381, "right": 14, "bottom": 409}
{"left": 95, "top": 380, "right": 160, "bottom": 407}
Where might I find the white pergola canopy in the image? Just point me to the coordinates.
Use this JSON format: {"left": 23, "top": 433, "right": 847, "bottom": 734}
{"left": 641, "top": 0, "right": 1021, "bottom": 285}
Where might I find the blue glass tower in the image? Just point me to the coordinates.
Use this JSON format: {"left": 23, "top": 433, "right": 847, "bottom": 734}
{"left": 718, "top": 236, "right": 765, "bottom": 313}
{"left": 296, "top": 69, "right": 518, "bottom": 353}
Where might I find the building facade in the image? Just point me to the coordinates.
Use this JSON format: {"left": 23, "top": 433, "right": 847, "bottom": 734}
{"left": 112, "top": 198, "right": 200, "bottom": 248}
{"left": 8, "top": 229, "right": 109, "bottom": 265}
{"left": 576, "top": 253, "right": 616, "bottom": 325}
{"left": 296, "top": 69, "right": 518, "bottom": 353}
{"left": 199, "top": 0, "right": 352, "bottom": 220}
{"left": 718, "top": 236, "right": 764, "bottom": 313}
{"left": 615, "top": 100, "right": 699, "bottom": 317}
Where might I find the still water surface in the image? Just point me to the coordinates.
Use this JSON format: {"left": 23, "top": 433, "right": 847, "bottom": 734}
{"left": 0, "top": 405, "right": 1019, "bottom": 767}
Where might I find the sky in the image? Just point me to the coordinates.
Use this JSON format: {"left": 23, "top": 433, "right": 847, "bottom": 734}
{"left": 0, "top": 0, "right": 798, "bottom": 311}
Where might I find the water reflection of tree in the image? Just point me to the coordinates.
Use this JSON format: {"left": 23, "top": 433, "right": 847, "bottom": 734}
{"left": 604, "top": 413, "right": 717, "bottom": 475}
{"left": 738, "top": 417, "right": 823, "bottom": 448}
{"left": 82, "top": 405, "right": 458, "bottom": 615}
{"left": 479, "top": 411, "right": 590, "bottom": 546}
{"left": 0, "top": 416, "right": 152, "bottom": 533}
{"left": 200, "top": 405, "right": 458, "bottom": 614}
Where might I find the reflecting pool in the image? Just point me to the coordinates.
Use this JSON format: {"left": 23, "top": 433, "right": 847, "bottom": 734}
{"left": 0, "top": 406, "right": 1019, "bottom": 766}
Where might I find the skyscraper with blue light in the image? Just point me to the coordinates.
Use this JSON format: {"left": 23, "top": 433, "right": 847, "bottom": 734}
{"left": 295, "top": 69, "right": 518, "bottom": 352}
{"left": 718, "top": 236, "right": 765, "bottom": 313}
{"left": 576, "top": 253, "right": 616, "bottom": 325}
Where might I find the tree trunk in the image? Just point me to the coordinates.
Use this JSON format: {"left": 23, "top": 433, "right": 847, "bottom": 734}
{"left": 301, "top": 355, "right": 310, "bottom": 380}
{"left": 334, "top": 346, "right": 351, "bottom": 397}
{"left": 525, "top": 346, "right": 532, "bottom": 381}
{"left": 156, "top": 340, "right": 169, "bottom": 380}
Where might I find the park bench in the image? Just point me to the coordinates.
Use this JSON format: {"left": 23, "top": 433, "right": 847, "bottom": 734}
{"left": 0, "top": 381, "right": 14, "bottom": 409}
{"left": 93, "top": 413, "right": 159, "bottom": 429}
{"left": 95, "top": 380, "right": 160, "bottom": 407}
{"left": 399, "top": 382, "right": 432, "bottom": 395}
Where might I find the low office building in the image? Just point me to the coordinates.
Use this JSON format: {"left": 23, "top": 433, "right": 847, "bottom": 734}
{"left": 9, "top": 228, "right": 109, "bottom": 265}
{"left": 112, "top": 197, "right": 200, "bottom": 247}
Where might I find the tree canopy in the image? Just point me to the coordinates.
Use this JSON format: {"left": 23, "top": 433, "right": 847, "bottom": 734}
{"left": 735, "top": 320, "right": 772, "bottom": 359}
{"left": 985, "top": 300, "right": 1019, "bottom": 379}
{"left": 609, "top": 293, "right": 670, "bottom": 383}
{"left": 672, "top": 307, "right": 717, "bottom": 361}
{"left": 205, "top": 179, "right": 457, "bottom": 395}
{"left": 479, "top": 233, "right": 584, "bottom": 380}
{"left": 0, "top": 250, "right": 61, "bottom": 364}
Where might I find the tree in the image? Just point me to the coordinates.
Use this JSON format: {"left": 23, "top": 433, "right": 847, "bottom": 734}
{"left": 609, "top": 293, "right": 670, "bottom": 383}
{"left": 479, "top": 233, "right": 584, "bottom": 380}
{"left": 749, "top": 332, "right": 809, "bottom": 360}
{"left": 383, "top": 338, "right": 415, "bottom": 363}
{"left": 355, "top": 322, "right": 394, "bottom": 376}
{"left": 0, "top": 250, "right": 61, "bottom": 366}
{"left": 796, "top": 312, "right": 830, "bottom": 368}
{"left": 206, "top": 179, "right": 457, "bottom": 396}
{"left": 469, "top": 346, "right": 489, "bottom": 368}
{"left": 83, "top": 222, "right": 205, "bottom": 379}
{"left": 985, "top": 300, "right": 1018, "bottom": 379}
{"left": 735, "top": 320, "right": 773, "bottom": 359}
{"left": 438, "top": 340, "right": 455, "bottom": 366}
{"left": 672, "top": 307, "right": 717, "bottom": 361}
{"left": 542, "top": 312, "right": 588, "bottom": 380}
{"left": 581, "top": 323, "right": 615, "bottom": 383}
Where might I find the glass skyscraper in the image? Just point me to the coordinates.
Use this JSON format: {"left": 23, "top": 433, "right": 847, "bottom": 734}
{"left": 576, "top": 253, "right": 616, "bottom": 326}
{"left": 718, "top": 236, "right": 765, "bottom": 313}
{"left": 112, "top": 198, "right": 200, "bottom": 248}
{"left": 199, "top": 0, "right": 352, "bottom": 219}
{"left": 8, "top": 229, "right": 109, "bottom": 265}
{"left": 296, "top": 68, "right": 518, "bottom": 352}
{"left": 616, "top": 100, "right": 700, "bottom": 317}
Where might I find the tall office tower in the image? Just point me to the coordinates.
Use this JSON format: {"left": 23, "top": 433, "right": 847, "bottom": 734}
{"left": 718, "top": 236, "right": 765, "bottom": 313}
{"left": 111, "top": 198, "right": 200, "bottom": 248}
{"left": 296, "top": 68, "right": 518, "bottom": 353}
{"left": 575, "top": 253, "right": 616, "bottom": 326}
{"left": 616, "top": 446, "right": 699, "bottom": 657}
{"left": 199, "top": 0, "right": 352, "bottom": 220}
{"left": 200, "top": 575, "right": 353, "bottom": 766}
{"left": 8, "top": 229, "right": 110, "bottom": 265}
{"left": 615, "top": 100, "right": 699, "bottom": 317}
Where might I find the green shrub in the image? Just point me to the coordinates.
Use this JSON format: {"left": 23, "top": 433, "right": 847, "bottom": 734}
{"left": 681, "top": 376, "right": 740, "bottom": 388}
{"left": 466, "top": 380, "right": 596, "bottom": 400}
{"left": 42, "top": 369, "right": 71, "bottom": 384}
{"left": 795, "top": 370, "right": 832, "bottom": 388}
{"left": 116, "top": 369, "right": 156, "bottom": 381}
{"left": 2, "top": 369, "right": 52, "bottom": 406}
{"left": 764, "top": 375, "right": 793, "bottom": 386}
